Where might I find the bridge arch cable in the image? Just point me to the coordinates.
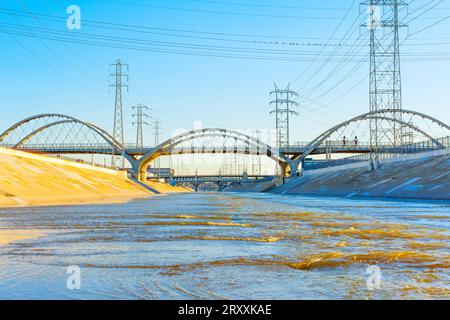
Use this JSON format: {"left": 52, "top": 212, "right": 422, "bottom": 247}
{"left": 137, "top": 128, "right": 291, "bottom": 176}
{"left": 296, "top": 109, "right": 450, "bottom": 163}
{"left": 0, "top": 114, "right": 124, "bottom": 156}
{"left": 159, "top": 133, "right": 275, "bottom": 159}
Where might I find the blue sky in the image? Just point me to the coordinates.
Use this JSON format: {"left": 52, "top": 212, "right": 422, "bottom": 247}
{"left": 0, "top": 0, "right": 449, "bottom": 146}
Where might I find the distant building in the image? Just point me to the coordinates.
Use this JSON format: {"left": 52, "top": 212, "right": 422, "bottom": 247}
{"left": 147, "top": 167, "right": 174, "bottom": 179}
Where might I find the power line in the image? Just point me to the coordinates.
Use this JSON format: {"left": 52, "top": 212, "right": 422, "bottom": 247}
{"left": 180, "top": 0, "right": 363, "bottom": 11}
{"left": 408, "top": 15, "right": 450, "bottom": 37}
{"left": 183, "top": 0, "right": 450, "bottom": 11}
{"left": 405, "top": 0, "right": 450, "bottom": 37}
{"left": 405, "top": 0, "right": 444, "bottom": 22}
{"left": 0, "top": 7, "right": 446, "bottom": 47}
{"left": 296, "top": 32, "right": 369, "bottom": 96}
{"left": 0, "top": 22, "right": 375, "bottom": 56}
{"left": 0, "top": 27, "right": 402, "bottom": 62}
{"left": 291, "top": 0, "right": 416, "bottom": 93}
{"left": 0, "top": 7, "right": 366, "bottom": 41}
{"left": 290, "top": 0, "right": 358, "bottom": 86}
{"left": 292, "top": 1, "right": 411, "bottom": 93}
{"left": 94, "top": 0, "right": 361, "bottom": 20}
{"left": 15, "top": 0, "right": 104, "bottom": 82}
{"left": 294, "top": 23, "right": 367, "bottom": 93}
{"left": 301, "top": 74, "right": 369, "bottom": 114}
{"left": 3, "top": 21, "right": 448, "bottom": 57}
{"left": 4, "top": 18, "right": 445, "bottom": 62}
{"left": 290, "top": 0, "right": 449, "bottom": 112}
{"left": 0, "top": 22, "right": 105, "bottom": 92}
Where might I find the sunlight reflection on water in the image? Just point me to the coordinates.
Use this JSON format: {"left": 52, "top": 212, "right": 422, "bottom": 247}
{"left": 0, "top": 193, "right": 449, "bottom": 299}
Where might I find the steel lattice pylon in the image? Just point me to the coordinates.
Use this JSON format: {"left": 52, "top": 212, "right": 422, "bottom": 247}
{"left": 270, "top": 84, "right": 299, "bottom": 148}
{"left": 132, "top": 104, "right": 151, "bottom": 148}
{"left": 110, "top": 59, "right": 128, "bottom": 169}
{"left": 362, "top": 0, "right": 408, "bottom": 163}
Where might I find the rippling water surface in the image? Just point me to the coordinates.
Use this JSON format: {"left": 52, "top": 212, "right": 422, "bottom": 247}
{"left": 0, "top": 193, "right": 449, "bottom": 299}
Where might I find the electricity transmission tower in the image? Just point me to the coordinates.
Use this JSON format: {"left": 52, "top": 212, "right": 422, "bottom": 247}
{"left": 152, "top": 119, "right": 161, "bottom": 147}
{"left": 132, "top": 104, "right": 151, "bottom": 148}
{"left": 270, "top": 84, "right": 299, "bottom": 148}
{"left": 252, "top": 130, "right": 262, "bottom": 175}
{"left": 361, "top": 1, "right": 408, "bottom": 161}
{"left": 110, "top": 59, "right": 128, "bottom": 169}
{"left": 152, "top": 119, "right": 162, "bottom": 176}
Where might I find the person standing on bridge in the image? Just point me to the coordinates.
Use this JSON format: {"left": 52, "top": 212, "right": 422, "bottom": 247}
{"left": 354, "top": 136, "right": 358, "bottom": 146}
{"left": 343, "top": 136, "right": 347, "bottom": 146}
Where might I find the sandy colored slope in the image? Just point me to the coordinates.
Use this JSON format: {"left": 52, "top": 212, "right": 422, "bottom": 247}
{"left": 0, "top": 147, "right": 151, "bottom": 207}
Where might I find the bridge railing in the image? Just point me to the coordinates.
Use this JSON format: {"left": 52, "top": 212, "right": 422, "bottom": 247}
{"left": 304, "top": 136, "right": 450, "bottom": 171}
{"left": 0, "top": 143, "right": 116, "bottom": 151}
{"left": 44, "top": 154, "right": 116, "bottom": 170}
{"left": 2, "top": 136, "right": 449, "bottom": 161}
{"left": 172, "top": 175, "right": 275, "bottom": 183}
{"left": 0, "top": 146, "right": 116, "bottom": 170}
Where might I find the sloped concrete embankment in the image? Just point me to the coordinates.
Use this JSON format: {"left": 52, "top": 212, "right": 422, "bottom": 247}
{"left": 222, "top": 180, "right": 276, "bottom": 193}
{"left": 272, "top": 149, "right": 450, "bottom": 200}
{"left": 0, "top": 147, "right": 153, "bottom": 207}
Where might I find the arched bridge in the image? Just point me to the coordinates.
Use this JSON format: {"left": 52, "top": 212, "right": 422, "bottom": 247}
{"left": 0, "top": 109, "right": 448, "bottom": 182}
{"left": 284, "top": 108, "right": 450, "bottom": 174}
{"left": 172, "top": 174, "right": 275, "bottom": 192}
{"left": 131, "top": 128, "right": 293, "bottom": 181}
{"left": 0, "top": 113, "right": 134, "bottom": 164}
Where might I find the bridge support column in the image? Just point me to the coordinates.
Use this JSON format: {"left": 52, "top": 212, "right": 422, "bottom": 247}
{"left": 279, "top": 163, "right": 288, "bottom": 181}
{"left": 138, "top": 169, "right": 148, "bottom": 182}
{"left": 129, "top": 160, "right": 140, "bottom": 180}
{"left": 130, "top": 159, "right": 148, "bottom": 182}
{"left": 193, "top": 183, "right": 200, "bottom": 192}
{"left": 217, "top": 182, "right": 229, "bottom": 192}
{"left": 286, "top": 159, "right": 302, "bottom": 178}
{"left": 368, "top": 154, "right": 381, "bottom": 171}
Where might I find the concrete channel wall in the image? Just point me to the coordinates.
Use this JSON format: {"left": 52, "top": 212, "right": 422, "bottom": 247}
{"left": 0, "top": 147, "right": 151, "bottom": 207}
{"left": 272, "top": 149, "right": 450, "bottom": 200}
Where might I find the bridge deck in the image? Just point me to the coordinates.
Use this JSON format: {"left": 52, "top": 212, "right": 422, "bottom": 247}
{"left": 4, "top": 143, "right": 440, "bottom": 157}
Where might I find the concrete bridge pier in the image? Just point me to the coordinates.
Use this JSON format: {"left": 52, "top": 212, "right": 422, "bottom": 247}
{"left": 129, "top": 159, "right": 148, "bottom": 182}
{"left": 286, "top": 159, "right": 302, "bottom": 177}
{"left": 368, "top": 154, "right": 382, "bottom": 171}
{"left": 280, "top": 162, "right": 288, "bottom": 180}
{"left": 192, "top": 183, "right": 201, "bottom": 192}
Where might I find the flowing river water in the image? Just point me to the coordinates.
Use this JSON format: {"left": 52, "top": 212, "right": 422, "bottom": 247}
{"left": 0, "top": 193, "right": 449, "bottom": 299}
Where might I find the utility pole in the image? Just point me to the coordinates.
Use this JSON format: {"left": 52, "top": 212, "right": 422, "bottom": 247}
{"left": 132, "top": 104, "right": 151, "bottom": 148}
{"left": 109, "top": 59, "right": 128, "bottom": 169}
{"left": 361, "top": 1, "right": 407, "bottom": 167}
{"left": 270, "top": 84, "right": 299, "bottom": 148}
